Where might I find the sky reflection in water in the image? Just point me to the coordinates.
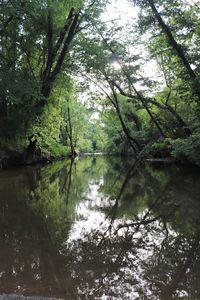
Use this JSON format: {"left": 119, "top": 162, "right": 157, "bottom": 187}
{"left": 0, "top": 157, "right": 200, "bottom": 299}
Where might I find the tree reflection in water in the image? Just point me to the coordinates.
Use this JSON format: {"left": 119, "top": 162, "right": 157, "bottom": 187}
{"left": 0, "top": 157, "right": 200, "bottom": 299}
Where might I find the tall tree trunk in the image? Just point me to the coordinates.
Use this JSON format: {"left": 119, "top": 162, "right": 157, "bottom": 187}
{"left": 39, "top": 7, "right": 80, "bottom": 108}
{"left": 25, "top": 7, "right": 80, "bottom": 161}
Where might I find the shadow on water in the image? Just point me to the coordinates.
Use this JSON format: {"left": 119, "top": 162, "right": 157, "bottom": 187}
{"left": 0, "top": 157, "right": 200, "bottom": 299}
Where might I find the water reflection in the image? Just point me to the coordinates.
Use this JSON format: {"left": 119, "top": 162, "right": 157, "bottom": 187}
{"left": 0, "top": 157, "right": 200, "bottom": 299}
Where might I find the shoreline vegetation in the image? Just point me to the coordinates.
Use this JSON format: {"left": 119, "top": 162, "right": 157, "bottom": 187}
{"left": 0, "top": 148, "right": 198, "bottom": 170}
{"left": 1, "top": 1, "right": 200, "bottom": 170}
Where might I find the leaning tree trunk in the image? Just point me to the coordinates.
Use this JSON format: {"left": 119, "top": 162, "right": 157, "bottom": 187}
{"left": 147, "top": 0, "right": 200, "bottom": 101}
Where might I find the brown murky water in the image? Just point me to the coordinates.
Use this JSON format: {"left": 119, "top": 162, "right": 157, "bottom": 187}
{"left": 0, "top": 157, "right": 200, "bottom": 300}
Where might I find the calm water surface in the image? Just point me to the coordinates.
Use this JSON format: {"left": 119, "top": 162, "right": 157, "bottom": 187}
{"left": 0, "top": 156, "right": 200, "bottom": 300}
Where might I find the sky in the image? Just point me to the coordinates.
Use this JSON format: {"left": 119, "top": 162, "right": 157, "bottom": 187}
{"left": 101, "top": 0, "right": 162, "bottom": 88}
{"left": 101, "top": 0, "right": 139, "bottom": 24}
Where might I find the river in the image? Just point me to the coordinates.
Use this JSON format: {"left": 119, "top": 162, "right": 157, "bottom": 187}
{"left": 0, "top": 156, "right": 200, "bottom": 300}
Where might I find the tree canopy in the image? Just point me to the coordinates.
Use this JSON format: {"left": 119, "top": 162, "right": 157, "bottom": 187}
{"left": 1, "top": 0, "right": 200, "bottom": 166}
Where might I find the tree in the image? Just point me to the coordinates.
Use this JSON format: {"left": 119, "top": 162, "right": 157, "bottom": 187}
{"left": 0, "top": 0, "right": 108, "bottom": 162}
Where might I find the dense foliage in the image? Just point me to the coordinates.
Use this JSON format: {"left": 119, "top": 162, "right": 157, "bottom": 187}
{"left": 1, "top": 0, "right": 200, "bottom": 165}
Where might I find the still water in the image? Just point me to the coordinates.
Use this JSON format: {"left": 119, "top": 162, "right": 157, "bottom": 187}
{"left": 0, "top": 156, "right": 200, "bottom": 300}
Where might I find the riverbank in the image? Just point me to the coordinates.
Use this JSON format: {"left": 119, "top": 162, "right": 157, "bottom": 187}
{"left": 0, "top": 150, "right": 78, "bottom": 170}
{"left": 0, "top": 147, "right": 199, "bottom": 170}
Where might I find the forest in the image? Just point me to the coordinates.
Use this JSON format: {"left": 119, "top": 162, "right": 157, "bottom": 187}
{"left": 1, "top": 1, "right": 200, "bottom": 298}
{"left": 1, "top": 0, "right": 200, "bottom": 167}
